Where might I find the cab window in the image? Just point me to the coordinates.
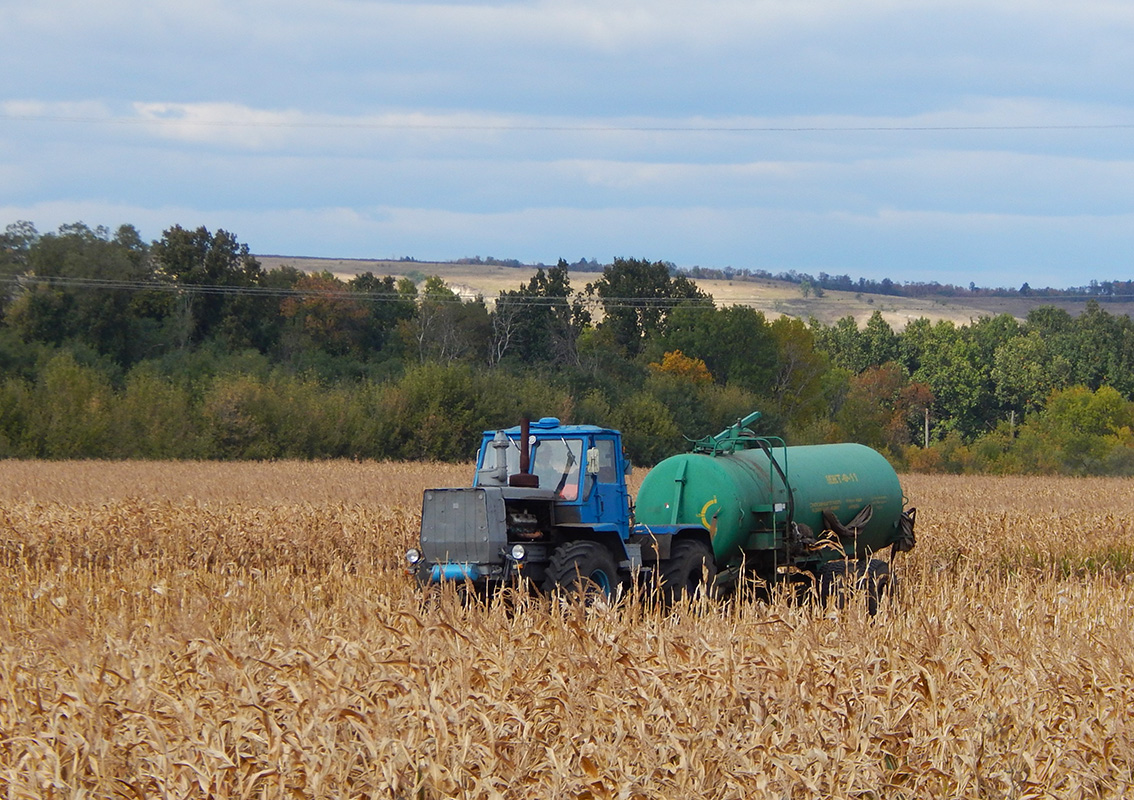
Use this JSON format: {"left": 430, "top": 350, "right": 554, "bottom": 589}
{"left": 531, "top": 438, "right": 583, "bottom": 500}
{"left": 592, "top": 438, "right": 618, "bottom": 483}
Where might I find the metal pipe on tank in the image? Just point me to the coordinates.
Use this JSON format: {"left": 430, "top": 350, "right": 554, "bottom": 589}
{"left": 701, "top": 411, "right": 763, "bottom": 451}
{"left": 719, "top": 410, "right": 762, "bottom": 439}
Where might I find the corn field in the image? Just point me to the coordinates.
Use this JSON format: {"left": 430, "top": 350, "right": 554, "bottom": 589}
{"left": 2, "top": 463, "right": 1133, "bottom": 799}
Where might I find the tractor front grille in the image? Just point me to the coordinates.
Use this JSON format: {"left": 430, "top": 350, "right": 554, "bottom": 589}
{"left": 420, "top": 487, "right": 505, "bottom": 565}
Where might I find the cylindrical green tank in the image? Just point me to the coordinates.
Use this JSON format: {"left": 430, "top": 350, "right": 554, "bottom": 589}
{"left": 636, "top": 443, "right": 904, "bottom": 564}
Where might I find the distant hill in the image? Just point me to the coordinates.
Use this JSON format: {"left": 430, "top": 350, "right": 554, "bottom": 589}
{"left": 256, "top": 256, "right": 1134, "bottom": 330}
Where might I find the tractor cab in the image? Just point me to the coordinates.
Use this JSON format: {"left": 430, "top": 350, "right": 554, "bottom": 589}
{"left": 409, "top": 417, "right": 638, "bottom": 588}
{"left": 472, "top": 417, "right": 630, "bottom": 531}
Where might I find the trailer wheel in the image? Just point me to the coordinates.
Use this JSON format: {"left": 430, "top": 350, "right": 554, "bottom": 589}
{"left": 817, "top": 558, "right": 891, "bottom": 615}
{"left": 659, "top": 539, "right": 717, "bottom": 603}
{"left": 543, "top": 541, "right": 619, "bottom": 601}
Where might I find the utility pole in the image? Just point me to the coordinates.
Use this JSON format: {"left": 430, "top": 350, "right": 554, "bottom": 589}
{"left": 924, "top": 407, "right": 930, "bottom": 449}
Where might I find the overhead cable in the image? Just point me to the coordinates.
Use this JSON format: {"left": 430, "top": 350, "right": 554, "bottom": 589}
{"left": 0, "top": 274, "right": 723, "bottom": 309}
{"left": 5, "top": 113, "right": 1134, "bottom": 134}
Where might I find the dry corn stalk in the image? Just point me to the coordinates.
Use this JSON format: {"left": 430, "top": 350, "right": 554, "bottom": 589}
{"left": 0, "top": 464, "right": 1132, "bottom": 798}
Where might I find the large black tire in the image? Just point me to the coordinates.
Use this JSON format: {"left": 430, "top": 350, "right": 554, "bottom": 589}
{"left": 658, "top": 539, "right": 717, "bottom": 603}
{"left": 817, "top": 558, "right": 892, "bottom": 615}
{"left": 543, "top": 541, "right": 620, "bottom": 600}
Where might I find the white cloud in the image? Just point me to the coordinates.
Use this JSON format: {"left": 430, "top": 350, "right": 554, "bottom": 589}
{"left": 131, "top": 102, "right": 312, "bottom": 149}
{"left": 4, "top": 1, "right": 1134, "bottom": 287}
{"left": 126, "top": 102, "right": 531, "bottom": 151}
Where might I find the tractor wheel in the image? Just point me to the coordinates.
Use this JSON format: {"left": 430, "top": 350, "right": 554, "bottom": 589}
{"left": 817, "top": 558, "right": 892, "bottom": 615}
{"left": 543, "top": 541, "right": 620, "bottom": 601}
{"left": 658, "top": 539, "right": 717, "bottom": 603}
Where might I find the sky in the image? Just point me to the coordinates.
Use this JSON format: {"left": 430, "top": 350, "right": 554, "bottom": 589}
{"left": 2, "top": 0, "right": 1133, "bottom": 290}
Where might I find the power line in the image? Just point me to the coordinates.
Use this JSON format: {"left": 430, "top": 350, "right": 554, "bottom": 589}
{"left": 0, "top": 273, "right": 722, "bottom": 309}
{"left": 5, "top": 113, "right": 1134, "bottom": 134}
{"left": 8, "top": 271, "right": 1134, "bottom": 308}
{"left": 6, "top": 273, "right": 1131, "bottom": 307}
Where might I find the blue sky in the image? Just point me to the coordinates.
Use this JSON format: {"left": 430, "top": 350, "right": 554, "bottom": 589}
{"left": 2, "top": 0, "right": 1133, "bottom": 289}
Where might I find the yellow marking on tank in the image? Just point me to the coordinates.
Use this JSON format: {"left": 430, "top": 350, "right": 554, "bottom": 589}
{"left": 698, "top": 496, "right": 720, "bottom": 530}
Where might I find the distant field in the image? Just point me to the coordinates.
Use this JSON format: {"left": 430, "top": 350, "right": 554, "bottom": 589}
{"left": 257, "top": 255, "right": 1134, "bottom": 328}
{"left": 3, "top": 461, "right": 1134, "bottom": 797}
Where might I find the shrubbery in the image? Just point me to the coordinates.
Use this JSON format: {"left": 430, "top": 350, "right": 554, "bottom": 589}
{"left": 903, "top": 385, "right": 1134, "bottom": 476}
{"left": 7, "top": 220, "right": 1134, "bottom": 472}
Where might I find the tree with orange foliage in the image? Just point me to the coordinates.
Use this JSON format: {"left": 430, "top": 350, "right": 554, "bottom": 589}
{"left": 649, "top": 350, "right": 713, "bottom": 385}
{"left": 280, "top": 272, "right": 370, "bottom": 356}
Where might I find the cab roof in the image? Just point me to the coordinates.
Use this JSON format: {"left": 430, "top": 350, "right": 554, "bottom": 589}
{"left": 484, "top": 417, "right": 618, "bottom": 437}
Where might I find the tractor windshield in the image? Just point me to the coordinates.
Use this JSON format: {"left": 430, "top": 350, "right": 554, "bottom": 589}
{"left": 531, "top": 438, "right": 584, "bottom": 500}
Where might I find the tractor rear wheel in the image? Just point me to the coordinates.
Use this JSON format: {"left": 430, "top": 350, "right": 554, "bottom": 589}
{"left": 658, "top": 539, "right": 717, "bottom": 603}
{"left": 543, "top": 541, "right": 620, "bottom": 601}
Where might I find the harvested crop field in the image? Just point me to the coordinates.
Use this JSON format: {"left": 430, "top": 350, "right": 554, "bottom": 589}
{"left": 2, "top": 463, "right": 1133, "bottom": 798}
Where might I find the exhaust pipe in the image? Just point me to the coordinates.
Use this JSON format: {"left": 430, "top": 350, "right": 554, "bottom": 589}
{"left": 519, "top": 417, "right": 530, "bottom": 474}
{"left": 509, "top": 417, "right": 540, "bottom": 488}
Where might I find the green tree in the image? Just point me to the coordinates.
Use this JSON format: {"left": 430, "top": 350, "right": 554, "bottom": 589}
{"left": 0, "top": 220, "right": 39, "bottom": 324}
{"left": 492, "top": 260, "right": 587, "bottom": 366}
{"left": 767, "top": 317, "right": 835, "bottom": 435}
{"left": 574, "top": 325, "right": 643, "bottom": 391}
{"left": 609, "top": 391, "right": 681, "bottom": 465}
{"left": 347, "top": 271, "right": 416, "bottom": 357}
{"left": 991, "top": 331, "right": 1072, "bottom": 417}
{"left": 862, "top": 311, "right": 899, "bottom": 368}
{"left": 585, "top": 258, "right": 708, "bottom": 357}
{"left": 251, "top": 372, "right": 362, "bottom": 459}
{"left": 1067, "top": 301, "right": 1134, "bottom": 396}
{"left": 0, "top": 376, "right": 32, "bottom": 456}
{"left": 26, "top": 352, "right": 113, "bottom": 458}
{"left": 639, "top": 352, "right": 764, "bottom": 449}
{"left": 152, "top": 225, "right": 270, "bottom": 350}
{"left": 813, "top": 315, "right": 867, "bottom": 373}
{"left": 816, "top": 311, "right": 899, "bottom": 375}
{"left": 900, "top": 318, "right": 988, "bottom": 438}
{"left": 1020, "top": 385, "right": 1134, "bottom": 474}
{"left": 364, "top": 362, "right": 571, "bottom": 460}
{"left": 110, "top": 363, "right": 200, "bottom": 458}
{"left": 400, "top": 277, "right": 491, "bottom": 364}
{"left": 0, "top": 221, "right": 38, "bottom": 321}
{"left": 965, "top": 313, "right": 1022, "bottom": 429}
{"left": 659, "top": 304, "right": 777, "bottom": 391}
{"left": 5, "top": 223, "right": 165, "bottom": 365}
{"left": 199, "top": 373, "right": 276, "bottom": 459}
{"left": 1024, "top": 306, "right": 1074, "bottom": 338}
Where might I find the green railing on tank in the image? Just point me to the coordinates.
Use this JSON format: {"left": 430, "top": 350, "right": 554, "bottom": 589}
{"left": 750, "top": 436, "right": 790, "bottom": 553}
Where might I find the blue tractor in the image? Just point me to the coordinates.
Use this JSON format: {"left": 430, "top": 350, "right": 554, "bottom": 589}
{"left": 405, "top": 416, "right": 704, "bottom": 596}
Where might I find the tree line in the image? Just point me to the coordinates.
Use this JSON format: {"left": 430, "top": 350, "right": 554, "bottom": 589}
{"left": 3, "top": 220, "right": 1134, "bottom": 473}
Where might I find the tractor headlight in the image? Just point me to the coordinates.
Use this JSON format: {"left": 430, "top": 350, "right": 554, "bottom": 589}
{"left": 405, "top": 548, "right": 422, "bottom": 565}
{"left": 509, "top": 544, "right": 527, "bottom": 562}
